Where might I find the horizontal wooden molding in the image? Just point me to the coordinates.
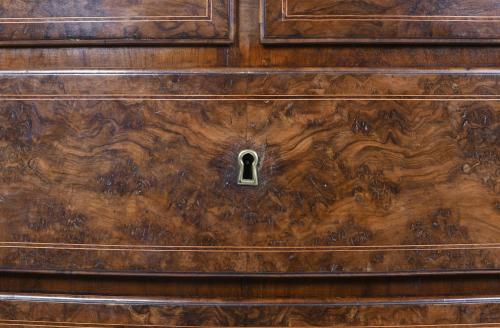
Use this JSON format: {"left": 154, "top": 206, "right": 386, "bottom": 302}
{"left": 0, "top": 294, "right": 499, "bottom": 327}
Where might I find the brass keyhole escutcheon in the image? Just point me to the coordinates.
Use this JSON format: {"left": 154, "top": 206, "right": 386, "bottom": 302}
{"left": 238, "top": 149, "right": 259, "bottom": 186}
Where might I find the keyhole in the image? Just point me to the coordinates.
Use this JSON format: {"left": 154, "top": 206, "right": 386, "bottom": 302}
{"left": 242, "top": 153, "right": 255, "bottom": 180}
{"left": 238, "top": 149, "right": 259, "bottom": 186}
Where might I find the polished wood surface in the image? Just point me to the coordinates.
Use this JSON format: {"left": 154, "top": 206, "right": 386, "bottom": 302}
{"left": 262, "top": 0, "right": 500, "bottom": 44}
{"left": 0, "top": 293, "right": 500, "bottom": 327}
{"left": 1, "top": 272, "right": 500, "bottom": 325}
{"left": 0, "top": 0, "right": 234, "bottom": 45}
{"left": 0, "top": 70, "right": 498, "bottom": 275}
{"left": 0, "top": 0, "right": 498, "bottom": 325}
{"left": 0, "top": 1, "right": 499, "bottom": 69}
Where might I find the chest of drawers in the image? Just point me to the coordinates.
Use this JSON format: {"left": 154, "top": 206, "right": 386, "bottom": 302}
{"left": 0, "top": 0, "right": 499, "bottom": 326}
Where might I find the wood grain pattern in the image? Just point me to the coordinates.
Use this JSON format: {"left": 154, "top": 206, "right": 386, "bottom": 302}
{"left": 0, "top": 0, "right": 234, "bottom": 45}
{"left": 1, "top": 0, "right": 500, "bottom": 70}
{"left": 0, "top": 0, "right": 498, "bottom": 321}
{"left": 0, "top": 294, "right": 499, "bottom": 327}
{"left": 261, "top": 0, "right": 500, "bottom": 44}
{"left": 0, "top": 69, "right": 498, "bottom": 275}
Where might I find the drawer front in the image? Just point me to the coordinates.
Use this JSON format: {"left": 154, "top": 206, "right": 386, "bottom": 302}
{"left": 261, "top": 0, "right": 500, "bottom": 44}
{"left": 0, "top": 70, "right": 499, "bottom": 276}
{"left": 0, "top": 294, "right": 499, "bottom": 327}
{"left": 0, "top": 0, "right": 234, "bottom": 45}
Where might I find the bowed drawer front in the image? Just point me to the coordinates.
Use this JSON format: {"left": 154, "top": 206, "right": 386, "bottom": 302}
{"left": 1, "top": 294, "right": 500, "bottom": 327}
{"left": 261, "top": 0, "right": 500, "bottom": 44}
{"left": 0, "top": 0, "right": 234, "bottom": 45}
{"left": 0, "top": 70, "right": 499, "bottom": 276}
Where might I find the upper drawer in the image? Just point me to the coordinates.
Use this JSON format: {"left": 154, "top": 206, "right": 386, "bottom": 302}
{"left": 261, "top": 0, "right": 500, "bottom": 44}
{"left": 0, "top": 69, "right": 499, "bottom": 276}
{"left": 0, "top": 0, "right": 234, "bottom": 45}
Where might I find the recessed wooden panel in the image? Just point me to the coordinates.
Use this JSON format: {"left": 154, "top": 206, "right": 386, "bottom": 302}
{"left": 0, "top": 294, "right": 499, "bottom": 327}
{"left": 0, "top": 70, "right": 499, "bottom": 276}
{"left": 261, "top": 0, "right": 500, "bottom": 44}
{"left": 0, "top": 0, "right": 234, "bottom": 45}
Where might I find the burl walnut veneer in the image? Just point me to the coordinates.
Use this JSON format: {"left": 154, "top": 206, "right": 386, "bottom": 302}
{"left": 0, "top": 70, "right": 499, "bottom": 275}
{"left": 262, "top": 0, "right": 500, "bottom": 44}
{"left": 0, "top": 0, "right": 235, "bottom": 45}
{"left": 0, "top": 0, "right": 499, "bottom": 326}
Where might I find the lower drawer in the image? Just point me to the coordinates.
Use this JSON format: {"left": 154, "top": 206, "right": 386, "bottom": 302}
{"left": 0, "top": 294, "right": 499, "bottom": 327}
{"left": 0, "top": 69, "right": 498, "bottom": 276}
